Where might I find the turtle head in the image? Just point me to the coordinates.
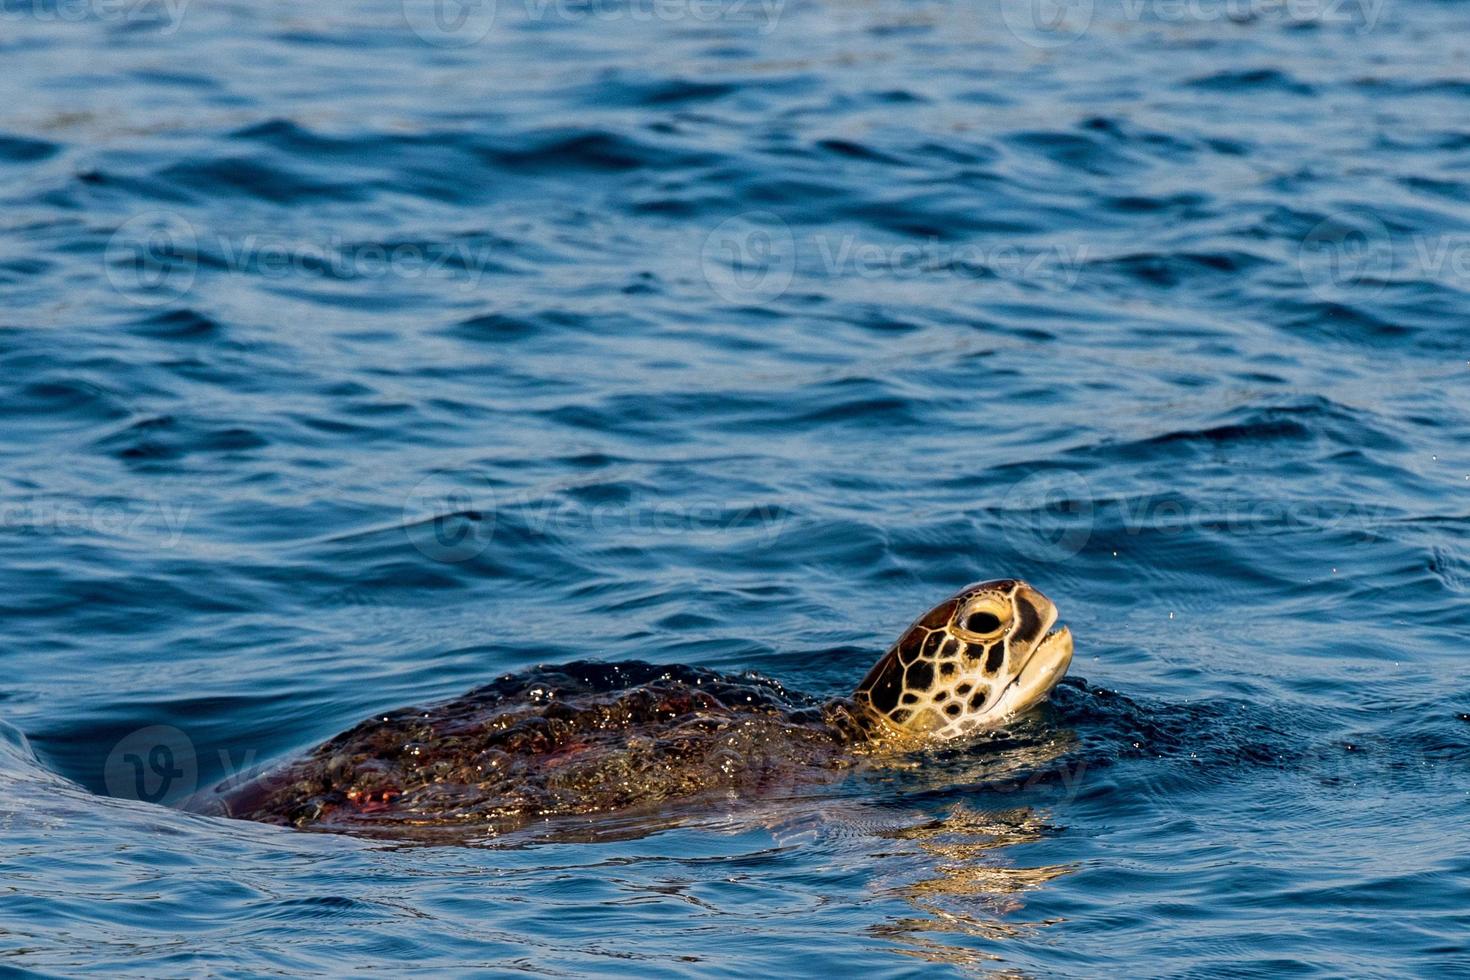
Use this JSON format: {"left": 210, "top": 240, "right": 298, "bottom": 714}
{"left": 853, "top": 580, "right": 1073, "bottom": 740}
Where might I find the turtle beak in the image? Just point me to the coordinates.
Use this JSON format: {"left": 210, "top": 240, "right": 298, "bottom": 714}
{"left": 992, "top": 625, "right": 1073, "bottom": 721}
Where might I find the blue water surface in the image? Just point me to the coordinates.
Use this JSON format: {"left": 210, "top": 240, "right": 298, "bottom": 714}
{"left": 1, "top": 0, "right": 1468, "bottom": 974}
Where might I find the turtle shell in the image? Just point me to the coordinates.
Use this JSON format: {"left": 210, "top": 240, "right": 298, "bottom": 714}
{"left": 189, "top": 661, "right": 874, "bottom": 839}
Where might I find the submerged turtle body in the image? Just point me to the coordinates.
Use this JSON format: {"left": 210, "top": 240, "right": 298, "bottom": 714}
{"left": 197, "top": 661, "right": 876, "bottom": 834}
{"left": 190, "top": 580, "right": 1074, "bottom": 836}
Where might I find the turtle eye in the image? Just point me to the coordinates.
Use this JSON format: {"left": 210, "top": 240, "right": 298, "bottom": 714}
{"left": 956, "top": 600, "right": 1008, "bottom": 638}
{"left": 963, "top": 611, "right": 1002, "bottom": 634}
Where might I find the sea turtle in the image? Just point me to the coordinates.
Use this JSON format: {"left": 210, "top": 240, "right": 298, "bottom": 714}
{"left": 187, "top": 580, "right": 1073, "bottom": 837}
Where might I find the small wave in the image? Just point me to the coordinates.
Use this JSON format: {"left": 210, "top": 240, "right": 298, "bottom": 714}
{"left": 0, "top": 132, "right": 60, "bottom": 164}
{"left": 128, "top": 308, "right": 226, "bottom": 341}
{"left": 155, "top": 155, "right": 367, "bottom": 204}
{"left": 482, "top": 129, "right": 710, "bottom": 175}
{"left": 1, "top": 377, "right": 131, "bottom": 424}
{"left": 93, "top": 415, "right": 269, "bottom": 464}
{"left": 587, "top": 75, "right": 739, "bottom": 107}
{"left": 1088, "top": 249, "right": 1268, "bottom": 288}
{"left": 1186, "top": 68, "right": 1314, "bottom": 95}
{"left": 1005, "top": 129, "right": 1136, "bottom": 176}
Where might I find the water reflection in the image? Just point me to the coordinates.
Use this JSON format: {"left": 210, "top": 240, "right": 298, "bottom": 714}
{"left": 871, "top": 805, "right": 1073, "bottom": 974}
{"left": 860, "top": 727, "right": 1080, "bottom": 973}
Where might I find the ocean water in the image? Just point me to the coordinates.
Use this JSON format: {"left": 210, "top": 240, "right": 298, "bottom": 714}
{"left": 2, "top": 0, "right": 1468, "bottom": 974}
